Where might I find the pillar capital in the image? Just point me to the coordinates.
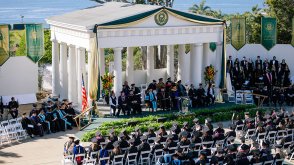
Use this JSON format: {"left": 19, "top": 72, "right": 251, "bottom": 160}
{"left": 59, "top": 42, "right": 67, "bottom": 46}
{"left": 50, "top": 39, "right": 57, "bottom": 43}
{"left": 68, "top": 44, "right": 76, "bottom": 48}
{"left": 77, "top": 47, "right": 86, "bottom": 51}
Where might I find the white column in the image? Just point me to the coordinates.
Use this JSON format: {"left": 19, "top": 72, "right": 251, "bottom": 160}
{"left": 178, "top": 44, "right": 186, "bottom": 83}
{"left": 113, "top": 47, "right": 123, "bottom": 97}
{"left": 190, "top": 43, "right": 203, "bottom": 86}
{"left": 99, "top": 48, "right": 105, "bottom": 77}
{"left": 59, "top": 42, "right": 68, "bottom": 100}
{"left": 167, "top": 45, "right": 174, "bottom": 80}
{"left": 126, "top": 47, "right": 134, "bottom": 84}
{"left": 68, "top": 45, "right": 78, "bottom": 105}
{"left": 147, "top": 46, "right": 154, "bottom": 83}
{"left": 51, "top": 40, "right": 60, "bottom": 97}
{"left": 202, "top": 43, "right": 210, "bottom": 68}
{"left": 215, "top": 42, "right": 223, "bottom": 88}
{"left": 77, "top": 47, "right": 86, "bottom": 109}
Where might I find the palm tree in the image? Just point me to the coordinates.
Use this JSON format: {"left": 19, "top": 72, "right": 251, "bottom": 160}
{"left": 189, "top": 0, "right": 211, "bottom": 15}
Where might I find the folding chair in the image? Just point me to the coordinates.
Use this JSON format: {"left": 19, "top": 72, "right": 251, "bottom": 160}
{"left": 0, "top": 126, "right": 10, "bottom": 145}
{"left": 0, "top": 120, "right": 9, "bottom": 127}
{"left": 74, "top": 153, "right": 86, "bottom": 165}
{"left": 202, "top": 141, "right": 214, "bottom": 149}
{"left": 62, "top": 155, "right": 74, "bottom": 165}
{"left": 274, "top": 158, "right": 283, "bottom": 165}
{"left": 252, "top": 163, "right": 263, "bottom": 165}
{"left": 121, "top": 147, "right": 129, "bottom": 154}
{"left": 168, "top": 147, "right": 177, "bottom": 154}
{"left": 266, "top": 131, "right": 277, "bottom": 143}
{"left": 83, "top": 158, "right": 96, "bottom": 165}
{"left": 126, "top": 153, "right": 137, "bottom": 165}
{"left": 257, "top": 132, "right": 266, "bottom": 143}
{"left": 290, "top": 152, "right": 294, "bottom": 161}
{"left": 98, "top": 157, "right": 110, "bottom": 165}
{"left": 138, "top": 151, "right": 150, "bottom": 165}
{"left": 5, "top": 124, "right": 18, "bottom": 141}
{"left": 151, "top": 149, "right": 163, "bottom": 164}
{"left": 276, "top": 130, "right": 287, "bottom": 141}
{"left": 8, "top": 118, "right": 17, "bottom": 125}
{"left": 179, "top": 145, "right": 189, "bottom": 153}
{"left": 16, "top": 117, "right": 22, "bottom": 124}
{"left": 286, "top": 128, "right": 294, "bottom": 141}
{"left": 263, "top": 160, "right": 273, "bottom": 165}
{"left": 235, "top": 124, "right": 244, "bottom": 137}
{"left": 214, "top": 140, "right": 225, "bottom": 148}
{"left": 244, "top": 129, "right": 255, "bottom": 139}
{"left": 112, "top": 154, "right": 124, "bottom": 165}
{"left": 14, "top": 123, "right": 27, "bottom": 140}
{"left": 90, "top": 151, "right": 98, "bottom": 159}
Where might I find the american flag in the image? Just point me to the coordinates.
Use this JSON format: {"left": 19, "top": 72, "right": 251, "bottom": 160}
{"left": 81, "top": 74, "right": 88, "bottom": 112}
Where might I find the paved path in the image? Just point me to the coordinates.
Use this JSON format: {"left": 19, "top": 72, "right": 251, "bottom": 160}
{"left": 0, "top": 129, "right": 78, "bottom": 165}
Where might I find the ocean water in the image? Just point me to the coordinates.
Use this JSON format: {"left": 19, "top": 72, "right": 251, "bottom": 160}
{"left": 0, "top": 0, "right": 265, "bottom": 25}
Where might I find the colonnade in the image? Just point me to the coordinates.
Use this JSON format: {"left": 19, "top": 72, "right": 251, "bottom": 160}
{"left": 51, "top": 39, "right": 222, "bottom": 110}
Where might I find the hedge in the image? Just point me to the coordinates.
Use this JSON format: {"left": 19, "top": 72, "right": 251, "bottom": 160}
{"left": 81, "top": 104, "right": 265, "bottom": 142}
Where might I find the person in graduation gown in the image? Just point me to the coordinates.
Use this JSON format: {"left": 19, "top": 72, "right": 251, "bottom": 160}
{"left": 196, "top": 83, "right": 206, "bottom": 107}
{"left": 54, "top": 104, "right": 72, "bottom": 131}
{"left": 148, "top": 80, "right": 157, "bottom": 91}
{"left": 30, "top": 111, "right": 45, "bottom": 137}
{"left": 150, "top": 137, "right": 164, "bottom": 158}
{"left": 124, "top": 138, "right": 137, "bottom": 160}
{"left": 118, "top": 133, "right": 129, "bottom": 149}
{"left": 29, "top": 103, "right": 38, "bottom": 117}
{"left": 38, "top": 109, "right": 51, "bottom": 134}
{"left": 188, "top": 84, "right": 198, "bottom": 108}
{"left": 21, "top": 113, "right": 34, "bottom": 138}
{"left": 206, "top": 83, "right": 215, "bottom": 105}
{"left": 117, "top": 91, "right": 130, "bottom": 116}
{"left": 157, "top": 87, "right": 170, "bottom": 111}
{"left": 227, "top": 56, "right": 234, "bottom": 78}
{"left": 109, "top": 141, "right": 123, "bottom": 164}
{"left": 60, "top": 103, "right": 75, "bottom": 127}
{"left": 145, "top": 88, "right": 157, "bottom": 112}
{"left": 109, "top": 91, "right": 117, "bottom": 117}
{"left": 46, "top": 106, "right": 60, "bottom": 133}
{"left": 137, "top": 135, "right": 151, "bottom": 160}
{"left": 73, "top": 140, "right": 85, "bottom": 165}
{"left": 128, "top": 90, "right": 141, "bottom": 115}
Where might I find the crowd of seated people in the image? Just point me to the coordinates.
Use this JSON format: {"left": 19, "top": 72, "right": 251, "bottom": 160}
{"left": 227, "top": 55, "right": 291, "bottom": 89}
{"left": 227, "top": 55, "right": 294, "bottom": 107}
{"left": 63, "top": 108, "right": 294, "bottom": 165}
{"left": 20, "top": 98, "right": 76, "bottom": 138}
{"left": 110, "top": 79, "right": 216, "bottom": 117}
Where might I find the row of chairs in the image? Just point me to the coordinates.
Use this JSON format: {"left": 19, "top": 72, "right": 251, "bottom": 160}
{"left": 0, "top": 117, "right": 27, "bottom": 146}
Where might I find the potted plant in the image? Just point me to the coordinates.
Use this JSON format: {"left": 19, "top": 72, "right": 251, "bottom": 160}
{"left": 101, "top": 73, "right": 114, "bottom": 105}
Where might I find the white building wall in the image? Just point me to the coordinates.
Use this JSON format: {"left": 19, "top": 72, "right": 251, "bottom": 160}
{"left": 0, "top": 56, "right": 38, "bottom": 104}
{"left": 226, "top": 44, "right": 294, "bottom": 78}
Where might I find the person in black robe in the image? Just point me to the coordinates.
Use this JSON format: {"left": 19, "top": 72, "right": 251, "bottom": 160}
{"left": 117, "top": 91, "right": 130, "bottom": 116}
{"left": 196, "top": 83, "right": 206, "bottom": 107}
{"left": 227, "top": 56, "right": 234, "bottom": 78}
{"left": 0, "top": 97, "right": 4, "bottom": 119}
{"left": 128, "top": 90, "right": 141, "bottom": 115}
{"left": 21, "top": 113, "right": 34, "bottom": 138}
{"left": 30, "top": 111, "right": 44, "bottom": 137}
{"left": 8, "top": 97, "right": 19, "bottom": 119}
{"left": 188, "top": 84, "right": 197, "bottom": 108}
{"left": 147, "top": 80, "right": 157, "bottom": 91}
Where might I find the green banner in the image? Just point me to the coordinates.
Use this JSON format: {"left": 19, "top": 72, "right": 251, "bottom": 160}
{"left": 209, "top": 42, "right": 216, "bottom": 52}
{"left": 261, "top": 17, "right": 277, "bottom": 51}
{"left": 9, "top": 29, "right": 27, "bottom": 56}
{"left": 291, "top": 17, "right": 294, "bottom": 47}
{"left": 0, "top": 25, "right": 10, "bottom": 66}
{"left": 231, "top": 18, "right": 246, "bottom": 50}
{"left": 25, "top": 24, "right": 44, "bottom": 63}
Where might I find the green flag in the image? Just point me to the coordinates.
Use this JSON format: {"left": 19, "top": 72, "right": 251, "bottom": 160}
{"left": 261, "top": 17, "right": 277, "bottom": 51}
{"left": 25, "top": 24, "right": 44, "bottom": 63}
{"left": 231, "top": 18, "right": 246, "bottom": 50}
{"left": 0, "top": 24, "right": 10, "bottom": 66}
{"left": 291, "top": 17, "right": 294, "bottom": 47}
{"left": 9, "top": 27, "right": 27, "bottom": 56}
{"left": 209, "top": 42, "right": 216, "bottom": 52}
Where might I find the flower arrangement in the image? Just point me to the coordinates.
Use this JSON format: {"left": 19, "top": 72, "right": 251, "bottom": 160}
{"left": 204, "top": 65, "right": 217, "bottom": 84}
{"left": 101, "top": 73, "right": 114, "bottom": 96}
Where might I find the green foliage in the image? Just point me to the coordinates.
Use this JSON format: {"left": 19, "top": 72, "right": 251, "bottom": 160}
{"left": 265, "top": 0, "right": 294, "bottom": 44}
{"left": 81, "top": 104, "right": 263, "bottom": 142}
{"left": 39, "top": 29, "right": 51, "bottom": 64}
